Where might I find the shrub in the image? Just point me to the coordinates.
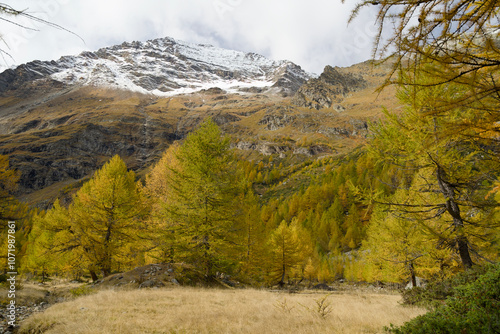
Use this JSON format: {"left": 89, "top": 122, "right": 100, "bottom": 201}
{"left": 387, "top": 264, "right": 500, "bottom": 334}
{"left": 69, "top": 285, "right": 94, "bottom": 298}
{"left": 399, "top": 265, "right": 489, "bottom": 308}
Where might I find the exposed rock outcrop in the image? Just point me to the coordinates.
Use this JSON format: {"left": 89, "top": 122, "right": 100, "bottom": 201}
{"left": 258, "top": 106, "right": 295, "bottom": 131}
{"left": 94, "top": 263, "right": 238, "bottom": 289}
{"left": 235, "top": 141, "right": 290, "bottom": 156}
{"left": 1, "top": 121, "right": 177, "bottom": 200}
{"left": 318, "top": 119, "right": 369, "bottom": 138}
{"left": 293, "top": 65, "right": 367, "bottom": 110}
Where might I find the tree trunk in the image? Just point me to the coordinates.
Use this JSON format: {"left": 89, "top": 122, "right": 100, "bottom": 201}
{"left": 436, "top": 166, "right": 474, "bottom": 269}
{"left": 457, "top": 236, "right": 474, "bottom": 269}
{"left": 203, "top": 235, "right": 212, "bottom": 278}
{"left": 279, "top": 236, "right": 286, "bottom": 287}
{"left": 89, "top": 269, "right": 98, "bottom": 282}
{"left": 279, "top": 263, "right": 286, "bottom": 287}
{"left": 409, "top": 261, "right": 417, "bottom": 288}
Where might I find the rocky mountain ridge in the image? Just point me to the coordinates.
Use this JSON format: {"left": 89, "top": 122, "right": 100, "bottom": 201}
{"left": 293, "top": 65, "right": 367, "bottom": 110}
{"left": 0, "top": 36, "right": 313, "bottom": 97}
{"left": 0, "top": 37, "right": 398, "bottom": 207}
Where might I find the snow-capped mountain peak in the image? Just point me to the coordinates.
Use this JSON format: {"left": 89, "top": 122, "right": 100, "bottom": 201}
{"left": 0, "top": 36, "right": 314, "bottom": 96}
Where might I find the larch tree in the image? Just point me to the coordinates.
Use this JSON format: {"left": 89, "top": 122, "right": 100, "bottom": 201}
{"left": 362, "top": 188, "right": 456, "bottom": 285}
{"left": 366, "top": 71, "right": 500, "bottom": 269}
{"left": 342, "top": 203, "right": 363, "bottom": 250}
{"left": 348, "top": 0, "right": 500, "bottom": 192}
{"left": 348, "top": 1, "right": 500, "bottom": 121}
{"left": 316, "top": 198, "right": 344, "bottom": 254}
{"left": 164, "top": 118, "right": 244, "bottom": 278}
{"left": 0, "top": 154, "right": 26, "bottom": 273}
{"left": 239, "top": 190, "right": 267, "bottom": 281}
{"left": 140, "top": 142, "right": 181, "bottom": 263}
{"left": 267, "top": 219, "right": 312, "bottom": 286}
{"left": 41, "top": 155, "right": 148, "bottom": 280}
{"left": 71, "top": 155, "right": 148, "bottom": 278}
{"left": 23, "top": 202, "right": 71, "bottom": 281}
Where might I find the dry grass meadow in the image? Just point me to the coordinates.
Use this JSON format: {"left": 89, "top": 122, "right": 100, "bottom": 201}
{"left": 19, "top": 287, "right": 426, "bottom": 334}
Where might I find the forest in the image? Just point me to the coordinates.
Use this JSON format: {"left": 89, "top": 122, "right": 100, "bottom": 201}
{"left": 2, "top": 79, "right": 499, "bottom": 286}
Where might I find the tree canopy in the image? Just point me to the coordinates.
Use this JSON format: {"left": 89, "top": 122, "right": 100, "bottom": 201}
{"left": 30, "top": 155, "right": 148, "bottom": 280}
{"left": 346, "top": 0, "right": 500, "bottom": 272}
{"left": 348, "top": 0, "right": 500, "bottom": 140}
{"left": 365, "top": 68, "right": 500, "bottom": 269}
{"left": 162, "top": 118, "right": 244, "bottom": 277}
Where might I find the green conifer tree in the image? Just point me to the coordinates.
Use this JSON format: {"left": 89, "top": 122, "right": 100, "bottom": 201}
{"left": 40, "top": 156, "right": 148, "bottom": 280}
{"left": 267, "top": 219, "right": 312, "bottom": 286}
{"left": 367, "top": 71, "right": 500, "bottom": 269}
{"left": 164, "top": 118, "right": 244, "bottom": 277}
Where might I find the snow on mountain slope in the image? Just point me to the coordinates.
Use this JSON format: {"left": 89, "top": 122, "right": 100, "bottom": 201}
{"left": 0, "top": 37, "right": 314, "bottom": 96}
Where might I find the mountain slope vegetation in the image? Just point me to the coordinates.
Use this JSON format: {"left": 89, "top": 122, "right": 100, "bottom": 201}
{"left": 0, "top": 35, "right": 497, "bottom": 292}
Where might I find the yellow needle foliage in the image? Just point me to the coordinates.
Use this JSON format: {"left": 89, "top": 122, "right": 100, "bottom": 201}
{"left": 267, "top": 219, "right": 312, "bottom": 286}
{"left": 161, "top": 118, "right": 245, "bottom": 277}
{"left": 27, "top": 155, "right": 148, "bottom": 280}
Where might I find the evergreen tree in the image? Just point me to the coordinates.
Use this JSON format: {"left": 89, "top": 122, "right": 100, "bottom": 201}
{"left": 367, "top": 72, "right": 500, "bottom": 269}
{"left": 267, "top": 219, "right": 312, "bottom": 286}
{"left": 164, "top": 118, "right": 244, "bottom": 277}
{"left": 40, "top": 155, "right": 148, "bottom": 280}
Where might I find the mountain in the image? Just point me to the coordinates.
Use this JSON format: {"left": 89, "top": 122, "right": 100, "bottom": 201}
{"left": 0, "top": 37, "right": 398, "bottom": 207}
{"left": 0, "top": 36, "right": 312, "bottom": 97}
{"left": 293, "top": 65, "right": 367, "bottom": 110}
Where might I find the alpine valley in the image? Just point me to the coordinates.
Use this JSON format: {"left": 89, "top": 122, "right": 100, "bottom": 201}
{"left": 0, "top": 36, "right": 398, "bottom": 207}
{"left": 3, "top": 3, "right": 500, "bottom": 332}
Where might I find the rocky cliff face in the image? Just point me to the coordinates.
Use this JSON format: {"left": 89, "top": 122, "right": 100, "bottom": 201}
{"left": 292, "top": 65, "right": 367, "bottom": 110}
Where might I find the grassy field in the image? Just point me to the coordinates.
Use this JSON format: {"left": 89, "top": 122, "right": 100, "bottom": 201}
{"left": 19, "top": 287, "right": 426, "bottom": 334}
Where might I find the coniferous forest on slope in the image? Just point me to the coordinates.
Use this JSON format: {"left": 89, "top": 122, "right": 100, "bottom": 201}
{"left": 14, "top": 103, "right": 499, "bottom": 287}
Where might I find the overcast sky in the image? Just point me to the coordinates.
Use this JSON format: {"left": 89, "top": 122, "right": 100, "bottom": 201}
{"left": 0, "top": 0, "right": 379, "bottom": 74}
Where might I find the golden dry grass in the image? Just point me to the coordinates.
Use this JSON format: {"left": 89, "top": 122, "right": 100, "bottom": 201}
{"left": 19, "top": 288, "right": 426, "bottom": 334}
{"left": 0, "top": 280, "right": 91, "bottom": 306}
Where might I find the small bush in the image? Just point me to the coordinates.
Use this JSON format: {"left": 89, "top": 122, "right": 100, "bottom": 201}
{"left": 274, "top": 298, "right": 295, "bottom": 314}
{"left": 300, "top": 294, "right": 334, "bottom": 319}
{"left": 400, "top": 265, "right": 489, "bottom": 308}
{"left": 387, "top": 264, "right": 500, "bottom": 334}
{"left": 69, "top": 285, "right": 94, "bottom": 298}
{"left": 312, "top": 294, "right": 334, "bottom": 319}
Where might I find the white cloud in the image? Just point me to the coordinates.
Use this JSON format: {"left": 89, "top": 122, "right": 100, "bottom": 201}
{"left": 0, "top": 0, "right": 379, "bottom": 74}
